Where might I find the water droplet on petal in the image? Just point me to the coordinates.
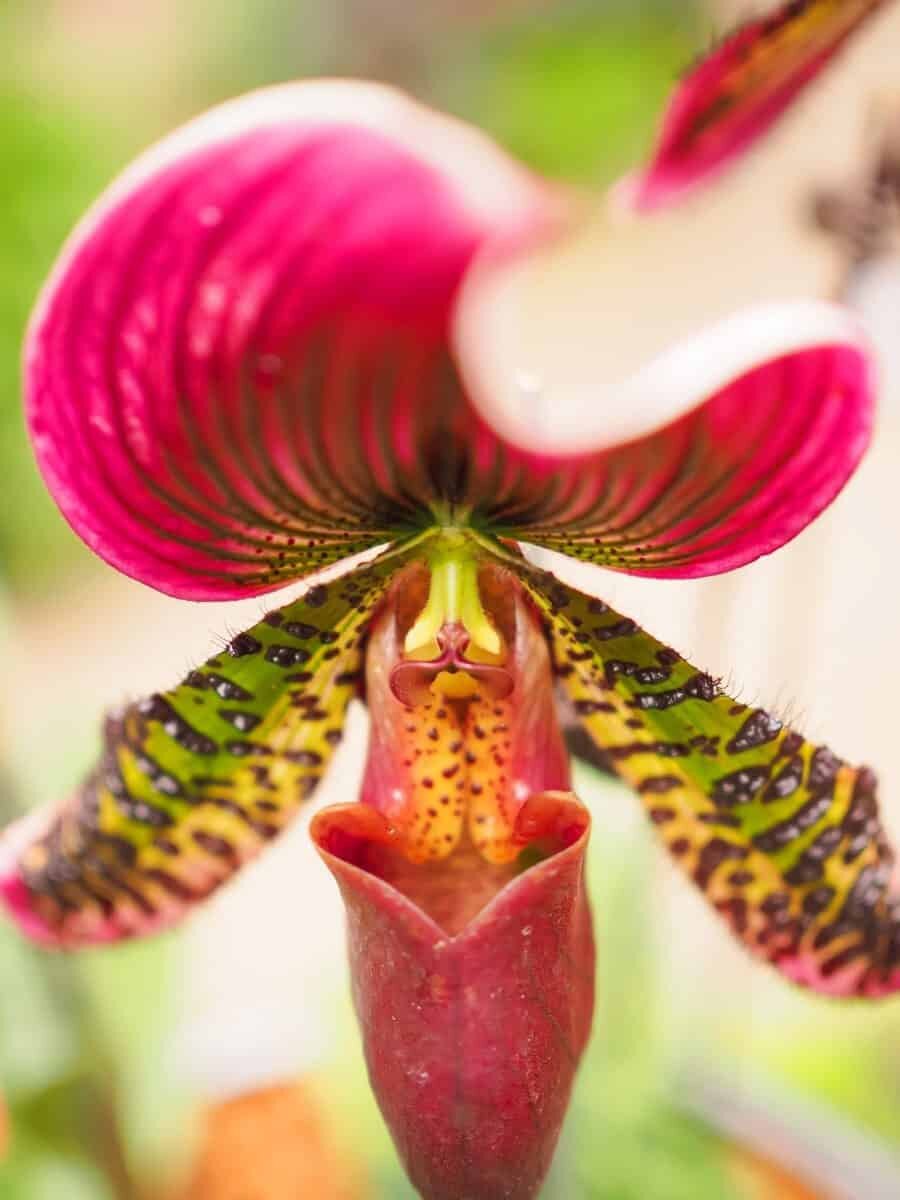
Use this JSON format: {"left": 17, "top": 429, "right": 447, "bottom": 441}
{"left": 190, "top": 333, "right": 213, "bottom": 359}
{"left": 197, "top": 204, "right": 223, "bottom": 227}
{"left": 201, "top": 282, "right": 227, "bottom": 314}
{"left": 515, "top": 368, "right": 544, "bottom": 400}
{"left": 514, "top": 368, "right": 551, "bottom": 437}
{"left": 136, "top": 299, "right": 158, "bottom": 333}
{"left": 88, "top": 412, "right": 114, "bottom": 436}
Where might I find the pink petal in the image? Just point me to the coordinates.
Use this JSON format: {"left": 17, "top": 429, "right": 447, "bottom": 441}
{"left": 632, "top": 0, "right": 891, "bottom": 211}
{"left": 27, "top": 81, "right": 542, "bottom": 599}
{"left": 313, "top": 792, "right": 594, "bottom": 1200}
{"left": 460, "top": 304, "right": 874, "bottom": 578}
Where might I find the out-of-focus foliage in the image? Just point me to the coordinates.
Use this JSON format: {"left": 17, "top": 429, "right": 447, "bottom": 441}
{"left": 0, "top": 93, "right": 119, "bottom": 590}
{"left": 450, "top": 5, "right": 696, "bottom": 182}
{"left": 3, "top": 2, "right": 900, "bottom": 1198}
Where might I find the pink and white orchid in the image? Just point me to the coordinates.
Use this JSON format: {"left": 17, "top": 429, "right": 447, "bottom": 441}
{"left": 3, "top": 4, "right": 899, "bottom": 1197}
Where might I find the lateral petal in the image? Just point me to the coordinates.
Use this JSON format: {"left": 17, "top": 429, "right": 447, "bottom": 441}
{"left": 0, "top": 553, "right": 399, "bottom": 946}
{"left": 518, "top": 560, "right": 900, "bottom": 997}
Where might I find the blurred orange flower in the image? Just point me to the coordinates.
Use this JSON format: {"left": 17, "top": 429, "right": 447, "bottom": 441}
{"left": 169, "top": 1083, "right": 365, "bottom": 1200}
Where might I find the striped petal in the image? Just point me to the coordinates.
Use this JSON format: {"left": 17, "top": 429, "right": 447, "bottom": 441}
{"left": 517, "top": 559, "right": 900, "bottom": 997}
{"left": 478, "top": 332, "right": 873, "bottom": 579}
{"left": 632, "top": 0, "right": 891, "bottom": 210}
{"left": 27, "top": 81, "right": 541, "bottom": 600}
{"left": 0, "top": 553, "right": 400, "bottom": 947}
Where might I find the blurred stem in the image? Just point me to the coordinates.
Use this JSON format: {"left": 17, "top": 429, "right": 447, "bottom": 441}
{"left": 42, "top": 958, "right": 142, "bottom": 1200}
{"left": 2, "top": 745, "right": 141, "bottom": 1199}
{"left": 86, "top": 1073, "right": 141, "bottom": 1200}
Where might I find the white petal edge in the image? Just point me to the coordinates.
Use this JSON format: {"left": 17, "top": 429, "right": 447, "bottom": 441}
{"left": 451, "top": 14, "right": 899, "bottom": 458}
{"left": 26, "top": 79, "right": 544, "bottom": 358}
{"left": 455, "top": 245, "right": 874, "bottom": 455}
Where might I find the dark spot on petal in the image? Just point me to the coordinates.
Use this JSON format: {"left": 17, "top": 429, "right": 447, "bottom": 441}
{"left": 726, "top": 709, "right": 782, "bottom": 754}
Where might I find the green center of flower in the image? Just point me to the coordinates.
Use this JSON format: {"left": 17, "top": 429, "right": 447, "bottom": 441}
{"left": 404, "top": 533, "right": 501, "bottom": 660}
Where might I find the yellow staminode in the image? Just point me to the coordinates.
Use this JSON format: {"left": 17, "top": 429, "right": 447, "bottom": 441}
{"left": 403, "top": 540, "right": 502, "bottom": 662}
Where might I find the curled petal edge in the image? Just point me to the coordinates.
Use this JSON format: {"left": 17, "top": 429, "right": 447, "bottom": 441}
{"left": 456, "top": 230, "right": 875, "bottom": 453}
{"left": 456, "top": 287, "right": 875, "bottom": 578}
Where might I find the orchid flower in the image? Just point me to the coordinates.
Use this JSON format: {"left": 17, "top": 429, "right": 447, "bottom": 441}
{"left": 2, "top": 3, "right": 898, "bottom": 1198}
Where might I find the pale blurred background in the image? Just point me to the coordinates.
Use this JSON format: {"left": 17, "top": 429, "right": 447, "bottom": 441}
{"left": 3, "top": 2, "right": 900, "bottom": 1197}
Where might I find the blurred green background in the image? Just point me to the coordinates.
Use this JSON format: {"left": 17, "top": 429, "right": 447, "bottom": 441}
{"left": 3, "top": 1, "right": 900, "bottom": 1197}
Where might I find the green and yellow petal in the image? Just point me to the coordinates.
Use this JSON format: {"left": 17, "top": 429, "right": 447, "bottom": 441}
{"left": 517, "top": 559, "right": 900, "bottom": 997}
{"left": 0, "top": 552, "right": 405, "bottom": 946}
